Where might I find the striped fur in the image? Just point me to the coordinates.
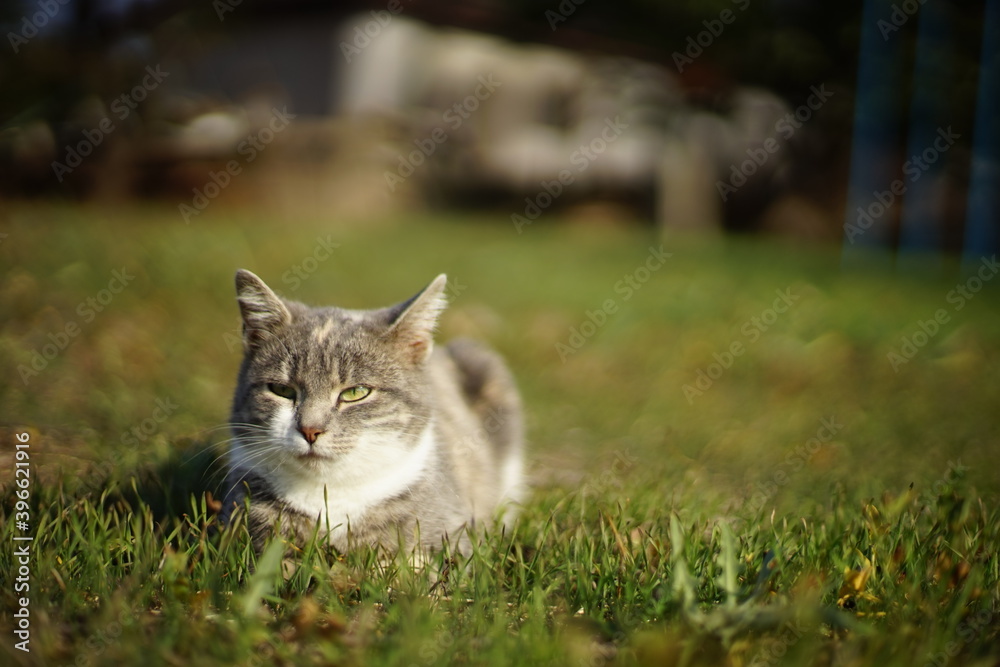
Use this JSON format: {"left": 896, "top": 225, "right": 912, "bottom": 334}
{"left": 220, "top": 271, "right": 524, "bottom": 554}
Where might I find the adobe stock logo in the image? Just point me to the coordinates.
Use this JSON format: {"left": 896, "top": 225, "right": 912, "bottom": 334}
{"left": 18, "top": 267, "right": 136, "bottom": 384}
{"left": 339, "top": 1, "right": 415, "bottom": 62}
{"left": 747, "top": 417, "right": 842, "bottom": 512}
{"left": 179, "top": 106, "right": 296, "bottom": 223}
{"left": 671, "top": 0, "right": 751, "bottom": 73}
{"left": 121, "top": 398, "right": 179, "bottom": 447}
{"left": 281, "top": 236, "right": 341, "bottom": 291}
{"left": 716, "top": 84, "right": 833, "bottom": 202}
{"left": 887, "top": 255, "right": 999, "bottom": 371}
{"left": 845, "top": 126, "right": 959, "bottom": 244}
{"left": 877, "top": 0, "right": 927, "bottom": 40}
{"left": 555, "top": 245, "right": 671, "bottom": 361}
{"left": 7, "top": 0, "right": 70, "bottom": 53}
{"left": 512, "top": 115, "right": 629, "bottom": 234}
{"left": 544, "top": 0, "right": 586, "bottom": 30}
{"left": 683, "top": 287, "right": 800, "bottom": 403}
{"left": 384, "top": 74, "right": 502, "bottom": 192}
{"left": 51, "top": 66, "right": 170, "bottom": 182}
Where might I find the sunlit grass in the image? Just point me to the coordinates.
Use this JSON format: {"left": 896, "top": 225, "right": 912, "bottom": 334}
{"left": 1, "top": 203, "right": 998, "bottom": 665}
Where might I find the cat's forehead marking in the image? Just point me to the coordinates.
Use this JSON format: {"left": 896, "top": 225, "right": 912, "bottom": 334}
{"left": 308, "top": 309, "right": 367, "bottom": 345}
{"left": 338, "top": 309, "right": 368, "bottom": 323}
{"left": 311, "top": 317, "right": 337, "bottom": 344}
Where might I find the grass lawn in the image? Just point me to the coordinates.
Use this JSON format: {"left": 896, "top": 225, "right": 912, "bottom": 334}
{"left": 1, "top": 203, "right": 999, "bottom": 666}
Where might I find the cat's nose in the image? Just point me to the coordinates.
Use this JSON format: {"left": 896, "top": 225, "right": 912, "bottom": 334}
{"left": 299, "top": 426, "right": 325, "bottom": 445}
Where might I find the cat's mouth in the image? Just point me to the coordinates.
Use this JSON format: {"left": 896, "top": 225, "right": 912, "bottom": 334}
{"left": 294, "top": 446, "right": 350, "bottom": 462}
{"left": 297, "top": 450, "right": 331, "bottom": 461}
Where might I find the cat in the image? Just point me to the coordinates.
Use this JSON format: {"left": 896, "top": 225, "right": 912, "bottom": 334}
{"left": 220, "top": 270, "right": 524, "bottom": 555}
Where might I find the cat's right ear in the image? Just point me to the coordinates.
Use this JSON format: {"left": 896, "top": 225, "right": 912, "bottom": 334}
{"left": 235, "top": 270, "right": 291, "bottom": 349}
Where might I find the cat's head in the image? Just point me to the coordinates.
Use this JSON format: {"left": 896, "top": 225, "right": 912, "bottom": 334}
{"left": 228, "top": 269, "right": 447, "bottom": 477}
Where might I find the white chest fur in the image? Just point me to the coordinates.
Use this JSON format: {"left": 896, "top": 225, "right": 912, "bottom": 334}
{"left": 245, "top": 422, "right": 438, "bottom": 542}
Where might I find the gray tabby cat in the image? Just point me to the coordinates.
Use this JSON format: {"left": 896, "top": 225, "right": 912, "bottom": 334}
{"left": 220, "top": 270, "right": 524, "bottom": 555}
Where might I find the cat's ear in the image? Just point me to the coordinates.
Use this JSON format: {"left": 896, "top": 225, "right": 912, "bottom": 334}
{"left": 235, "top": 269, "right": 291, "bottom": 349}
{"left": 386, "top": 274, "right": 448, "bottom": 365}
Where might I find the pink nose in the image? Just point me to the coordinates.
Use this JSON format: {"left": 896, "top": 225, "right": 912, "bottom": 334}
{"left": 299, "top": 426, "right": 325, "bottom": 445}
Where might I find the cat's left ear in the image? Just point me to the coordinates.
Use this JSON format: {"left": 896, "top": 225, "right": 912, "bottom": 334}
{"left": 386, "top": 274, "right": 448, "bottom": 365}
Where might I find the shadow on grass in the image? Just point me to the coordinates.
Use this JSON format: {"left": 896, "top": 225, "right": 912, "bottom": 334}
{"left": 107, "top": 442, "right": 228, "bottom": 525}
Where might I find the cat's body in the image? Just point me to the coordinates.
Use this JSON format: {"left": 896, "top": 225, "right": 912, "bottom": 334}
{"left": 220, "top": 271, "right": 523, "bottom": 554}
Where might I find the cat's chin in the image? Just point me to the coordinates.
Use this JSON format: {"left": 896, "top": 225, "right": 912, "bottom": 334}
{"left": 293, "top": 450, "right": 332, "bottom": 463}
{"left": 293, "top": 447, "right": 350, "bottom": 466}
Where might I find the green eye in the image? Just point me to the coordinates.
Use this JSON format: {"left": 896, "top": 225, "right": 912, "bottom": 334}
{"left": 339, "top": 386, "right": 371, "bottom": 403}
{"left": 267, "top": 383, "right": 297, "bottom": 400}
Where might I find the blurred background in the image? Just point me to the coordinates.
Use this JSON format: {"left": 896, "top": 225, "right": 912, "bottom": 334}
{"left": 1, "top": 0, "right": 999, "bottom": 509}
{"left": 0, "top": 0, "right": 995, "bottom": 252}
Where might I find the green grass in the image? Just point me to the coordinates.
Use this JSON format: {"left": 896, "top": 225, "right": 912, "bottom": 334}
{"left": 1, "top": 204, "right": 999, "bottom": 666}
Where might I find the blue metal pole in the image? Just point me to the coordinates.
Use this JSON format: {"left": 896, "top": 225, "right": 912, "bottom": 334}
{"left": 841, "top": 0, "right": 908, "bottom": 269}
{"left": 897, "top": 0, "right": 953, "bottom": 273}
{"left": 963, "top": 0, "right": 1000, "bottom": 268}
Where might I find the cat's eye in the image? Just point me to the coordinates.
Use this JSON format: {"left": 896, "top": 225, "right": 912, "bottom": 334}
{"left": 267, "top": 383, "right": 297, "bottom": 400}
{"left": 339, "top": 385, "right": 371, "bottom": 403}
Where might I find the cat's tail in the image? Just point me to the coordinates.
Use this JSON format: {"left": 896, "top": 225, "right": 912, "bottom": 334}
{"left": 443, "top": 338, "right": 525, "bottom": 508}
